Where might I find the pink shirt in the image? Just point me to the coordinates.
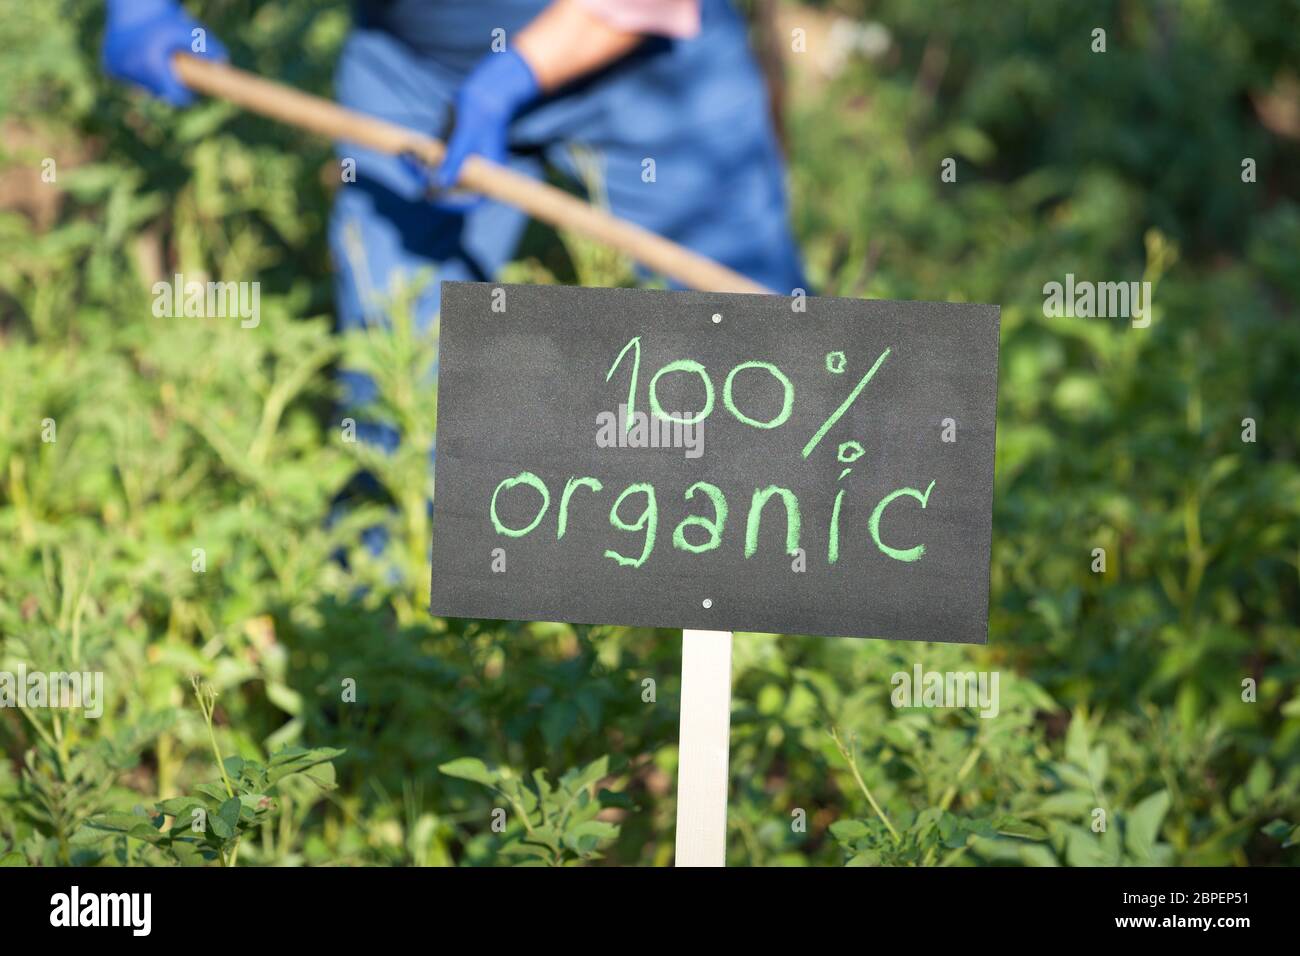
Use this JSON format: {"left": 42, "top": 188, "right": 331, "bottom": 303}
{"left": 576, "top": 0, "right": 701, "bottom": 39}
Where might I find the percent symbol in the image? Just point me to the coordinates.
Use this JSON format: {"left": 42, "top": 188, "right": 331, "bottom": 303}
{"left": 800, "top": 347, "right": 892, "bottom": 459}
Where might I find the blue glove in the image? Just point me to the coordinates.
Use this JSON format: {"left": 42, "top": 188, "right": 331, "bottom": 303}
{"left": 413, "top": 48, "right": 540, "bottom": 209}
{"left": 102, "top": 0, "right": 228, "bottom": 107}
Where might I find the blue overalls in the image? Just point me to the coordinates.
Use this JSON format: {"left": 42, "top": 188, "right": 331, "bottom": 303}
{"left": 328, "top": 0, "right": 806, "bottom": 455}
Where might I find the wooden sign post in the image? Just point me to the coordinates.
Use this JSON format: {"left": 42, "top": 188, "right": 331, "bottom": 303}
{"left": 429, "top": 282, "right": 1000, "bottom": 865}
{"left": 674, "top": 628, "right": 733, "bottom": 866}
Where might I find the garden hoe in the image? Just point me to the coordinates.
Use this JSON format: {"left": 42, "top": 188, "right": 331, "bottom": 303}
{"left": 171, "top": 53, "right": 770, "bottom": 296}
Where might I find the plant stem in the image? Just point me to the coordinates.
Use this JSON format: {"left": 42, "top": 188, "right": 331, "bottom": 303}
{"left": 923, "top": 742, "right": 984, "bottom": 866}
{"left": 831, "top": 728, "right": 900, "bottom": 843}
{"left": 193, "top": 680, "right": 235, "bottom": 799}
{"left": 192, "top": 677, "right": 240, "bottom": 867}
{"left": 939, "top": 744, "right": 983, "bottom": 813}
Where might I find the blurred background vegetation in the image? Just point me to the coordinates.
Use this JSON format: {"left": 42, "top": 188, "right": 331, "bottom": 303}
{"left": 1, "top": 0, "right": 1298, "bottom": 866}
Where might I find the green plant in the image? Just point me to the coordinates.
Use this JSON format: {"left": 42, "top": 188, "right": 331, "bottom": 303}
{"left": 79, "top": 679, "right": 343, "bottom": 866}
{"left": 439, "top": 756, "right": 622, "bottom": 866}
{"left": 826, "top": 726, "right": 1048, "bottom": 866}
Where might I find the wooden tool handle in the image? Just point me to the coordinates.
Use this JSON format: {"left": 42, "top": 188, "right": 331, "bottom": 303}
{"left": 172, "top": 54, "right": 771, "bottom": 295}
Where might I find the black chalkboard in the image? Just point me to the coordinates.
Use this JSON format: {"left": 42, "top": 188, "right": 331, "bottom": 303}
{"left": 430, "top": 282, "right": 999, "bottom": 643}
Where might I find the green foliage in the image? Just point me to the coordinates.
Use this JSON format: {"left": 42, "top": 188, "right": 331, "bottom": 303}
{"left": 77, "top": 679, "right": 343, "bottom": 866}
{"left": 0, "top": 0, "right": 1297, "bottom": 866}
{"left": 826, "top": 726, "right": 1049, "bottom": 867}
{"left": 440, "top": 756, "right": 622, "bottom": 865}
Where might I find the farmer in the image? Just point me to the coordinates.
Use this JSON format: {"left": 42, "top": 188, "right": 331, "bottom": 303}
{"left": 103, "top": 0, "right": 806, "bottom": 454}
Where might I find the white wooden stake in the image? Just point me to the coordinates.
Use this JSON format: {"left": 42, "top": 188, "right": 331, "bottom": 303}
{"left": 674, "top": 628, "right": 734, "bottom": 867}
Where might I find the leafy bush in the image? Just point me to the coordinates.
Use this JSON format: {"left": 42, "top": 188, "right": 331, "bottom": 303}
{"left": 81, "top": 679, "right": 343, "bottom": 866}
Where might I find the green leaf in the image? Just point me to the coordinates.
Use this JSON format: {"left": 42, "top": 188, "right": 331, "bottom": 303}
{"left": 1036, "top": 791, "right": 1096, "bottom": 817}
{"left": 992, "top": 816, "right": 1049, "bottom": 841}
{"left": 195, "top": 783, "right": 231, "bottom": 805}
{"left": 1261, "top": 820, "right": 1300, "bottom": 848}
{"left": 239, "top": 793, "right": 276, "bottom": 819}
{"left": 829, "top": 819, "right": 870, "bottom": 844}
{"left": 561, "top": 756, "right": 609, "bottom": 794}
{"left": 84, "top": 813, "right": 169, "bottom": 846}
{"left": 85, "top": 813, "right": 149, "bottom": 835}
{"left": 265, "top": 747, "right": 345, "bottom": 786}
{"left": 266, "top": 682, "right": 303, "bottom": 717}
{"left": 268, "top": 745, "right": 345, "bottom": 767}
{"left": 173, "top": 101, "right": 237, "bottom": 142}
{"left": 939, "top": 814, "right": 973, "bottom": 848}
{"left": 532, "top": 769, "right": 553, "bottom": 805}
{"left": 499, "top": 842, "right": 552, "bottom": 860}
{"left": 1125, "top": 790, "right": 1170, "bottom": 861}
{"left": 846, "top": 850, "right": 880, "bottom": 866}
{"left": 156, "top": 797, "right": 205, "bottom": 819}
{"left": 168, "top": 840, "right": 209, "bottom": 867}
{"left": 127, "top": 823, "right": 167, "bottom": 845}
{"left": 525, "top": 826, "right": 562, "bottom": 852}
{"left": 540, "top": 702, "right": 579, "bottom": 749}
{"left": 209, "top": 798, "right": 241, "bottom": 840}
{"left": 296, "top": 762, "right": 338, "bottom": 791}
{"left": 563, "top": 820, "right": 619, "bottom": 853}
{"left": 438, "top": 757, "right": 498, "bottom": 787}
{"left": 1244, "top": 759, "right": 1273, "bottom": 801}
{"left": 1066, "top": 825, "right": 1123, "bottom": 867}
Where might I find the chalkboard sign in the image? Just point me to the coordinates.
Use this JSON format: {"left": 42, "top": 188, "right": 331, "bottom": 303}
{"left": 430, "top": 283, "right": 999, "bottom": 643}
